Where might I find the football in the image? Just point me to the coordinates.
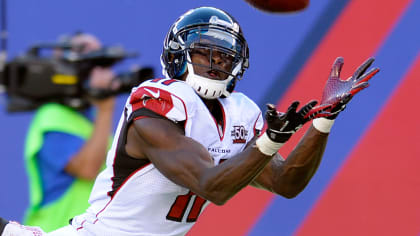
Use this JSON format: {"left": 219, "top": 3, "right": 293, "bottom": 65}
{"left": 245, "top": 0, "right": 309, "bottom": 13}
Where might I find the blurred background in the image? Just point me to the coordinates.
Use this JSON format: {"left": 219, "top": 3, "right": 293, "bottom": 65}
{"left": 0, "top": 0, "right": 419, "bottom": 235}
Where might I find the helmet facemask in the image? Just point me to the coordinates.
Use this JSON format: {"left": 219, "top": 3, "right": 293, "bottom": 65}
{"left": 169, "top": 24, "right": 248, "bottom": 99}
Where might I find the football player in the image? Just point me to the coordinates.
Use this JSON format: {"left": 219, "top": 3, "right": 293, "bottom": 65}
{"left": 0, "top": 6, "right": 378, "bottom": 236}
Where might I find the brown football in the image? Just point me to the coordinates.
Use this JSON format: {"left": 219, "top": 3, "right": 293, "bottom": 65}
{"left": 245, "top": 0, "right": 309, "bottom": 13}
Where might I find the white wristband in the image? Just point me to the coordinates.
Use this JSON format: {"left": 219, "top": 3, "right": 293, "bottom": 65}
{"left": 255, "top": 132, "right": 284, "bottom": 156}
{"left": 313, "top": 118, "right": 335, "bottom": 133}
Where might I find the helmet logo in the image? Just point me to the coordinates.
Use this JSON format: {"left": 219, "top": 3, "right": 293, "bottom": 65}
{"left": 209, "top": 16, "right": 239, "bottom": 32}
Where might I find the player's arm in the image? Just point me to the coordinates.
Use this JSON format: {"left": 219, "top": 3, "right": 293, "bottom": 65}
{"left": 250, "top": 125, "right": 329, "bottom": 198}
{"left": 251, "top": 57, "right": 380, "bottom": 198}
{"left": 125, "top": 100, "right": 327, "bottom": 205}
{"left": 126, "top": 115, "right": 273, "bottom": 205}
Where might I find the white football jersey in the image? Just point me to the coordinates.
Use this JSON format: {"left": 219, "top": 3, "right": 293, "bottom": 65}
{"left": 71, "top": 78, "right": 264, "bottom": 236}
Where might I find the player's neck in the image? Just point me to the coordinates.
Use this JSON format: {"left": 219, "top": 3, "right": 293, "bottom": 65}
{"left": 202, "top": 98, "right": 217, "bottom": 112}
{"left": 202, "top": 98, "right": 224, "bottom": 128}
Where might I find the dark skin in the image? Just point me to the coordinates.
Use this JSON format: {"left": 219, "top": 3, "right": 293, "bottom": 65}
{"left": 125, "top": 48, "right": 329, "bottom": 205}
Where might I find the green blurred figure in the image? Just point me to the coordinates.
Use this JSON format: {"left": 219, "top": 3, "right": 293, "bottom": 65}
{"left": 23, "top": 33, "right": 115, "bottom": 232}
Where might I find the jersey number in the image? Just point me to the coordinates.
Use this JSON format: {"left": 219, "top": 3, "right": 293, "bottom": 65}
{"left": 166, "top": 191, "right": 207, "bottom": 222}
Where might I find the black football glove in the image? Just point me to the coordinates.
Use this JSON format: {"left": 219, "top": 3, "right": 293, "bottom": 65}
{"left": 265, "top": 100, "right": 332, "bottom": 143}
{"left": 320, "top": 57, "right": 380, "bottom": 119}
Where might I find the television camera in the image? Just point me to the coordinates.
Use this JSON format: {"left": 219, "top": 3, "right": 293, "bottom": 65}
{"left": 0, "top": 42, "right": 154, "bottom": 112}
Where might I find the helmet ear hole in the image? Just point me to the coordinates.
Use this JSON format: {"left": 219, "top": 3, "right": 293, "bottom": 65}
{"left": 175, "top": 59, "right": 187, "bottom": 78}
{"left": 226, "top": 78, "right": 236, "bottom": 93}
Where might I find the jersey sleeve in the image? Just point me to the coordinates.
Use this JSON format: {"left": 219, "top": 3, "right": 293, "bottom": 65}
{"left": 128, "top": 79, "right": 190, "bottom": 123}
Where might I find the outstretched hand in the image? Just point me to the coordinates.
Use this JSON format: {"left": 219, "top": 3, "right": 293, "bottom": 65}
{"left": 321, "top": 57, "right": 380, "bottom": 119}
{"left": 265, "top": 100, "right": 331, "bottom": 143}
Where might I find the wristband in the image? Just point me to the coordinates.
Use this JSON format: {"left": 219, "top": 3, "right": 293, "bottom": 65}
{"left": 313, "top": 117, "right": 335, "bottom": 133}
{"left": 255, "top": 132, "right": 284, "bottom": 156}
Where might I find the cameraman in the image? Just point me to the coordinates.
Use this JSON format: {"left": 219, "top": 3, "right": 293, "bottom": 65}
{"left": 23, "top": 33, "right": 116, "bottom": 232}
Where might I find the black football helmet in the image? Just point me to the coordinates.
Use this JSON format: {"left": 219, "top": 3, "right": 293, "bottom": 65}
{"left": 161, "top": 6, "right": 249, "bottom": 99}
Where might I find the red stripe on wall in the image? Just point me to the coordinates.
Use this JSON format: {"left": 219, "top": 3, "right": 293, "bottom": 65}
{"left": 296, "top": 53, "right": 420, "bottom": 236}
{"left": 276, "top": 0, "right": 411, "bottom": 156}
{"left": 188, "top": 1, "right": 411, "bottom": 235}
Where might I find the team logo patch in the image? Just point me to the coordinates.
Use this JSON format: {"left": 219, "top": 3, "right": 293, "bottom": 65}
{"left": 130, "top": 86, "right": 174, "bottom": 117}
{"left": 231, "top": 125, "right": 248, "bottom": 144}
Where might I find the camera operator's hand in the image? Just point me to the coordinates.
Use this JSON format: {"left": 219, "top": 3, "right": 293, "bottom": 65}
{"left": 256, "top": 100, "right": 331, "bottom": 156}
{"left": 89, "top": 67, "right": 116, "bottom": 90}
{"left": 88, "top": 67, "right": 117, "bottom": 109}
{"left": 87, "top": 67, "right": 122, "bottom": 100}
